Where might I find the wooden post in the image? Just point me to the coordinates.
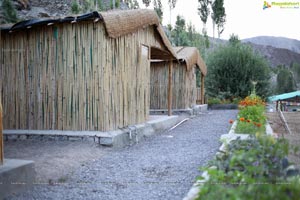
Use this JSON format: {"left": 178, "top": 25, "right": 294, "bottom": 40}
{"left": 168, "top": 60, "right": 173, "bottom": 116}
{"left": 201, "top": 73, "right": 205, "bottom": 104}
{"left": 0, "top": 99, "right": 3, "bottom": 165}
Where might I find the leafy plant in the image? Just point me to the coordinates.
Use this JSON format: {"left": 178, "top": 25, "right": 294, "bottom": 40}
{"left": 276, "top": 67, "right": 297, "bottom": 93}
{"left": 207, "top": 97, "right": 221, "bottom": 105}
{"left": 115, "top": 0, "right": 120, "bottom": 8}
{"left": 1, "top": 0, "right": 19, "bottom": 24}
{"left": 235, "top": 93, "right": 266, "bottom": 134}
{"left": 197, "top": 136, "right": 299, "bottom": 199}
{"left": 205, "top": 42, "right": 271, "bottom": 99}
{"left": 71, "top": 0, "right": 81, "bottom": 14}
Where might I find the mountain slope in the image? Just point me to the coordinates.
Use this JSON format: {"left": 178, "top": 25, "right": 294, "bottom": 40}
{"left": 242, "top": 36, "right": 300, "bottom": 54}
{"left": 245, "top": 42, "right": 300, "bottom": 68}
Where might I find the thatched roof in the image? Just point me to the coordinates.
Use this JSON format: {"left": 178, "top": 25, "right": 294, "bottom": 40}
{"left": 1, "top": 9, "right": 176, "bottom": 60}
{"left": 100, "top": 9, "right": 158, "bottom": 38}
{"left": 100, "top": 9, "right": 176, "bottom": 60}
{"left": 174, "top": 47, "right": 207, "bottom": 76}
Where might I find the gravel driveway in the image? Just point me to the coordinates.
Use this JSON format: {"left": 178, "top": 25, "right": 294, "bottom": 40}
{"left": 6, "top": 110, "right": 237, "bottom": 200}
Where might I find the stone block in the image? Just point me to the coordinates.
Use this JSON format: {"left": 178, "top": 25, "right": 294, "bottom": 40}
{"left": 0, "top": 159, "right": 35, "bottom": 199}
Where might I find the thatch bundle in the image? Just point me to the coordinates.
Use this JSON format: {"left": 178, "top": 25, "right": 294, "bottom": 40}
{"left": 174, "top": 47, "right": 207, "bottom": 75}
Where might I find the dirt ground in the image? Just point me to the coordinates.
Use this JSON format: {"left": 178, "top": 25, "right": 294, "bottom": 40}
{"left": 267, "top": 112, "right": 300, "bottom": 169}
{"left": 283, "top": 134, "right": 300, "bottom": 169}
{"left": 4, "top": 140, "right": 107, "bottom": 183}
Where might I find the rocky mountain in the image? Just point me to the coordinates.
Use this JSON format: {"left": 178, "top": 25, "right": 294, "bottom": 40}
{"left": 246, "top": 42, "right": 300, "bottom": 68}
{"left": 1, "top": 0, "right": 129, "bottom": 21}
{"left": 208, "top": 36, "right": 300, "bottom": 68}
{"left": 242, "top": 36, "right": 300, "bottom": 54}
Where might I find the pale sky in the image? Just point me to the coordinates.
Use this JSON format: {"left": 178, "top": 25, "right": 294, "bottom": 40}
{"left": 138, "top": 0, "right": 300, "bottom": 41}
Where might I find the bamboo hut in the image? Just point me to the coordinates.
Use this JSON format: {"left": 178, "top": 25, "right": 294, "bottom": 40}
{"left": 0, "top": 9, "right": 176, "bottom": 132}
{"left": 150, "top": 47, "right": 207, "bottom": 110}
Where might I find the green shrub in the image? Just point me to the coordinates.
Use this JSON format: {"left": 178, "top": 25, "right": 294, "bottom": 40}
{"left": 71, "top": 0, "right": 81, "bottom": 14}
{"left": 197, "top": 136, "right": 299, "bottom": 199}
{"left": 205, "top": 42, "right": 271, "bottom": 99}
{"left": 207, "top": 97, "right": 222, "bottom": 105}
{"left": 115, "top": 0, "right": 120, "bottom": 8}
{"left": 1, "top": 0, "right": 18, "bottom": 24}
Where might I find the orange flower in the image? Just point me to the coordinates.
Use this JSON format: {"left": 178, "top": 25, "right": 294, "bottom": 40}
{"left": 229, "top": 120, "right": 234, "bottom": 124}
{"left": 240, "top": 117, "right": 245, "bottom": 122}
{"left": 246, "top": 119, "right": 251, "bottom": 123}
{"left": 238, "top": 95, "right": 266, "bottom": 107}
{"left": 256, "top": 123, "right": 262, "bottom": 127}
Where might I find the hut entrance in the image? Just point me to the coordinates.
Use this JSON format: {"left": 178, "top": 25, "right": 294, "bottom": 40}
{"left": 150, "top": 47, "right": 175, "bottom": 116}
{"left": 196, "top": 67, "right": 205, "bottom": 105}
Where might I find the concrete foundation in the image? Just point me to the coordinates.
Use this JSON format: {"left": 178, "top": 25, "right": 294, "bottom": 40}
{"left": 3, "top": 115, "right": 184, "bottom": 148}
{"left": 208, "top": 104, "right": 238, "bottom": 110}
{"left": 0, "top": 159, "right": 35, "bottom": 200}
{"left": 150, "top": 104, "right": 208, "bottom": 116}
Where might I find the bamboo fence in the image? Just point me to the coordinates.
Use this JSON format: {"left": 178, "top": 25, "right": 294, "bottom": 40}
{"left": 0, "top": 99, "right": 3, "bottom": 165}
{"left": 0, "top": 21, "right": 170, "bottom": 131}
{"left": 150, "top": 61, "right": 197, "bottom": 109}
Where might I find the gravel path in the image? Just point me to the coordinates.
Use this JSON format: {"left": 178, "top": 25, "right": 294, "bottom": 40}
{"left": 7, "top": 110, "right": 237, "bottom": 200}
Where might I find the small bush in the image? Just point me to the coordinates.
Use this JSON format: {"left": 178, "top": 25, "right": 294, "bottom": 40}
{"left": 1, "top": 0, "right": 18, "bottom": 24}
{"left": 71, "top": 0, "right": 81, "bottom": 14}
{"left": 197, "top": 136, "right": 299, "bottom": 199}
{"left": 207, "top": 97, "right": 222, "bottom": 105}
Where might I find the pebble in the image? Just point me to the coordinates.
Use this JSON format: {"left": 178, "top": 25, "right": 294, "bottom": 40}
{"left": 7, "top": 110, "right": 238, "bottom": 200}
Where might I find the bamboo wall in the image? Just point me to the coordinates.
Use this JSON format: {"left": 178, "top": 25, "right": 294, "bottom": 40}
{"left": 150, "top": 62, "right": 197, "bottom": 109}
{"left": 0, "top": 22, "right": 164, "bottom": 131}
{"left": 0, "top": 99, "right": 3, "bottom": 164}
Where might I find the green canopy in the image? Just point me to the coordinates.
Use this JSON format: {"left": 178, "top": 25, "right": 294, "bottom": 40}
{"left": 268, "top": 91, "right": 300, "bottom": 102}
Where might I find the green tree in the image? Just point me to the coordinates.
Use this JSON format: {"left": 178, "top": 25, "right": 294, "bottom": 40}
{"left": 186, "top": 23, "right": 207, "bottom": 56}
{"left": 172, "top": 15, "right": 189, "bottom": 46}
{"left": 71, "top": 0, "right": 81, "bottom": 14}
{"left": 228, "top": 33, "right": 240, "bottom": 46}
{"left": 276, "top": 68, "right": 296, "bottom": 93}
{"left": 1, "top": 0, "right": 18, "bottom": 24}
{"left": 290, "top": 62, "right": 300, "bottom": 88}
{"left": 115, "top": 0, "right": 120, "bottom": 8}
{"left": 83, "top": 0, "right": 92, "bottom": 12}
{"left": 153, "top": 0, "right": 163, "bottom": 22}
{"left": 168, "top": 0, "right": 177, "bottom": 24}
{"left": 142, "top": 0, "right": 151, "bottom": 7}
{"left": 198, "top": 0, "right": 211, "bottom": 34}
{"left": 205, "top": 43, "right": 271, "bottom": 99}
{"left": 211, "top": 0, "right": 226, "bottom": 39}
{"left": 110, "top": 0, "right": 114, "bottom": 9}
{"left": 125, "top": 0, "right": 139, "bottom": 9}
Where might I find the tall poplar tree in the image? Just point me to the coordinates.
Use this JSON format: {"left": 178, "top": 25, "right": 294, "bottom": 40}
{"left": 198, "top": 0, "right": 211, "bottom": 34}
{"left": 211, "top": 0, "right": 226, "bottom": 39}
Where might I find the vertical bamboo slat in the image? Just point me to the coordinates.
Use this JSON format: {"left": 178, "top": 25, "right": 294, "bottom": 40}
{"left": 0, "top": 99, "right": 3, "bottom": 165}
{"left": 201, "top": 74, "right": 205, "bottom": 104}
{"left": 168, "top": 60, "right": 173, "bottom": 116}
